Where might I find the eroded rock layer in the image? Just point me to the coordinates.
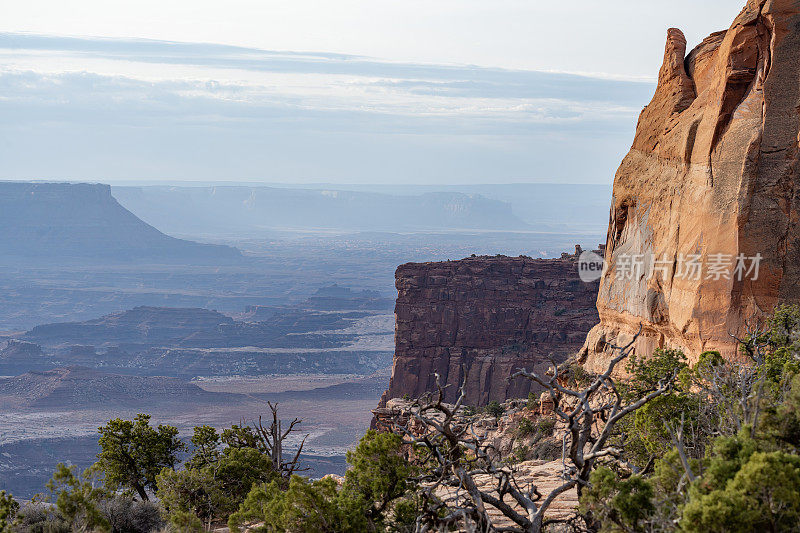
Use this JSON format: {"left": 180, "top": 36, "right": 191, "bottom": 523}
{"left": 582, "top": 0, "right": 800, "bottom": 368}
{"left": 380, "top": 253, "right": 600, "bottom": 405}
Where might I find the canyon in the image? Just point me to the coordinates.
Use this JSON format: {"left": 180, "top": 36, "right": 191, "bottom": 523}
{"left": 582, "top": 0, "right": 800, "bottom": 369}
{"left": 2, "top": 297, "right": 394, "bottom": 378}
{"left": 379, "top": 250, "right": 600, "bottom": 406}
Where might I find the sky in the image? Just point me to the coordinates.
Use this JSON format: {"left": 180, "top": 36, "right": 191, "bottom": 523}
{"left": 0, "top": 1, "right": 745, "bottom": 184}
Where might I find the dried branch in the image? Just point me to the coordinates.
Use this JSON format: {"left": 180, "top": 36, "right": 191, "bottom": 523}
{"left": 383, "top": 325, "right": 674, "bottom": 532}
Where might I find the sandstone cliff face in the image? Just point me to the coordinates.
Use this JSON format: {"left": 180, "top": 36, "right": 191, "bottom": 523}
{"left": 582, "top": 0, "right": 800, "bottom": 368}
{"left": 381, "top": 253, "right": 599, "bottom": 405}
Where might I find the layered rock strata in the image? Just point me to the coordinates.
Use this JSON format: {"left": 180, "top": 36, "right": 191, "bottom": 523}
{"left": 582, "top": 0, "right": 800, "bottom": 368}
{"left": 380, "top": 251, "right": 600, "bottom": 405}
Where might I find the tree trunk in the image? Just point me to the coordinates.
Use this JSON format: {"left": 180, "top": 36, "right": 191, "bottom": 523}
{"left": 134, "top": 483, "right": 149, "bottom": 501}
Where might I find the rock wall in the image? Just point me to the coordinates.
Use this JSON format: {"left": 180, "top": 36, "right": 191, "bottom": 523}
{"left": 379, "top": 251, "right": 600, "bottom": 405}
{"left": 581, "top": 0, "right": 800, "bottom": 369}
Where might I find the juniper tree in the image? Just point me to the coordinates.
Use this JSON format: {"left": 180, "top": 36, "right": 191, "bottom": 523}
{"left": 95, "top": 414, "right": 185, "bottom": 501}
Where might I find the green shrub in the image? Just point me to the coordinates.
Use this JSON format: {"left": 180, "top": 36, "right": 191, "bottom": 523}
{"left": 341, "top": 429, "right": 417, "bottom": 526}
{"left": 562, "top": 363, "right": 593, "bottom": 388}
{"left": 511, "top": 445, "right": 530, "bottom": 463}
{"left": 157, "top": 446, "right": 276, "bottom": 524}
{"left": 168, "top": 510, "right": 204, "bottom": 533}
{"left": 46, "top": 463, "right": 110, "bottom": 533}
{"left": 516, "top": 417, "right": 536, "bottom": 437}
{"left": 580, "top": 467, "right": 655, "bottom": 532}
{"left": 682, "top": 451, "right": 800, "bottom": 532}
{"left": 0, "top": 491, "right": 17, "bottom": 533}
{"left": 526, "top": 392, "right": 537, "bottom": 410}
{"left": 95, "top": 414, "right": 185, "bottom": 501}
{"left": 229, "top": 430, "right": 416, "bottom": 532}
{"left": 485, "top": 401, "right": 505, "bottom": 418}
{"left": 537, "top": 417, "right": 556, "bottom": 434}
{"left": 228, "top": 476, "right": 349, "bottom": 533}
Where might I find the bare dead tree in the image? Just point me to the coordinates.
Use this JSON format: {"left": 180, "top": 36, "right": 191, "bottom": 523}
{"left": 664, "top": 414, "right": 696, "bottom": 484}
{"left": 388, "top": 327, "right": 676, "bottom": 533}
{"left": 251, "top": 402, "right": 308, "bottom": 479}
{"left": 727, "top": 323, "right": 771, "bottom": 436}
{"left": 222, "top": 404, "right": 309, "bottom": 479}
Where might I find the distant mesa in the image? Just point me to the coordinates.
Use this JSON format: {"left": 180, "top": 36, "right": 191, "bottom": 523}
{"left": 0, "top": 366, "right": 233, "bottom": 409}
{"left": 25, "top": 306, "right": 235, "bottom": 345}
{"left": 12, "top": 301, "right": 393, "bottom": 377}
{"left": 0, "top": 340, "right": 50, "bottom": 375}
{"left": 0, "top": 181, "right": 241, "bottom": 263}
{"left": 238, "top": 286, "right": 393, "bottom": 321}
{"left": 303, "top": 285, "right": 394, "bottom": 311}
{"left": 0, "top": 339, "right": 45, "bottom": 359}
{"left": 112, "top": 185, "right": 530, "bottom": 235}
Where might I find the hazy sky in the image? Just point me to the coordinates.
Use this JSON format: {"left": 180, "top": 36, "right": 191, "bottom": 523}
{"left": 0, "top": 1, "right": 744, "bottom": 184}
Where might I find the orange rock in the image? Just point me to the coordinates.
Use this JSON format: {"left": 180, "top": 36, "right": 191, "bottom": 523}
{"left": 539, "top": 392, "right": 554, "bottom": 416}
{"left": 582, "top": 0, "right": 800, "bottom": 368}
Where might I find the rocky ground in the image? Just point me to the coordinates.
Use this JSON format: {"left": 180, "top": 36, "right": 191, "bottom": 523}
{"left": 375, "top": 396, "right": 578, "bottom": 527}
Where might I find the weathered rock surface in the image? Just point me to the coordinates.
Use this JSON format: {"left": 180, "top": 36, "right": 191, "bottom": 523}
{"left": 380, "top": 253, "right": 600, "bottom": 405}
{"left": 582, "top": 0, "right": 800, "bottom": 368}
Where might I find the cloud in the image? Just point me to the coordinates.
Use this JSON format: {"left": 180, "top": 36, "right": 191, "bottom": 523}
{"left": 0, "top": 33, "right": 654, "bottom": 184}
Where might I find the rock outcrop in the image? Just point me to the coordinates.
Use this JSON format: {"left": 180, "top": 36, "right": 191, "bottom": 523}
{"left": 380, "top": 252, "right": 600, "bottom": 405}
{"left": 0, "top": 340, "right": 50, "bottom": 375}
{"left": 582, "top": 0, "right": 800, "bottom": 368}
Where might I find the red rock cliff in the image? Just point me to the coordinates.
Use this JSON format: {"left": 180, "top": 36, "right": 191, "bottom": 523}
{"left": 380, "top": 252, "right": 600, "bottom": 405}
{"left": 582, "top": 0, "right": 800, "bottom": 369}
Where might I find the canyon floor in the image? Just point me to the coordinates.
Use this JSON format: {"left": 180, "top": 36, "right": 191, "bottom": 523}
{"left": 0, "top": 371, "right": 389, "bottom": 499}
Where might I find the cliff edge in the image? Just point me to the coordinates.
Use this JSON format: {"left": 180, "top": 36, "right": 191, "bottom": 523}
{"left": 582, "top": 0, "right": 800, "bottom": 368}
{"left": 380, "top": 251, "right": 600, "bottom": 406}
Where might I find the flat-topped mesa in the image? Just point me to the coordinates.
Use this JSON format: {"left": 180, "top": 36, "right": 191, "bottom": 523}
{"left": 379, "top": 251, "right": 600, "bottom": 407}
{"left": 581, "top": 0, "right": 800, "bottom": 370}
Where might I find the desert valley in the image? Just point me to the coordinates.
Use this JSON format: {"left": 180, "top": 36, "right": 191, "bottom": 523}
{"left": 8, "top": 1, "right": 800, "bottom": 532}
{"left": 0, "top": 180, "right": 606, "bottom": 498}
